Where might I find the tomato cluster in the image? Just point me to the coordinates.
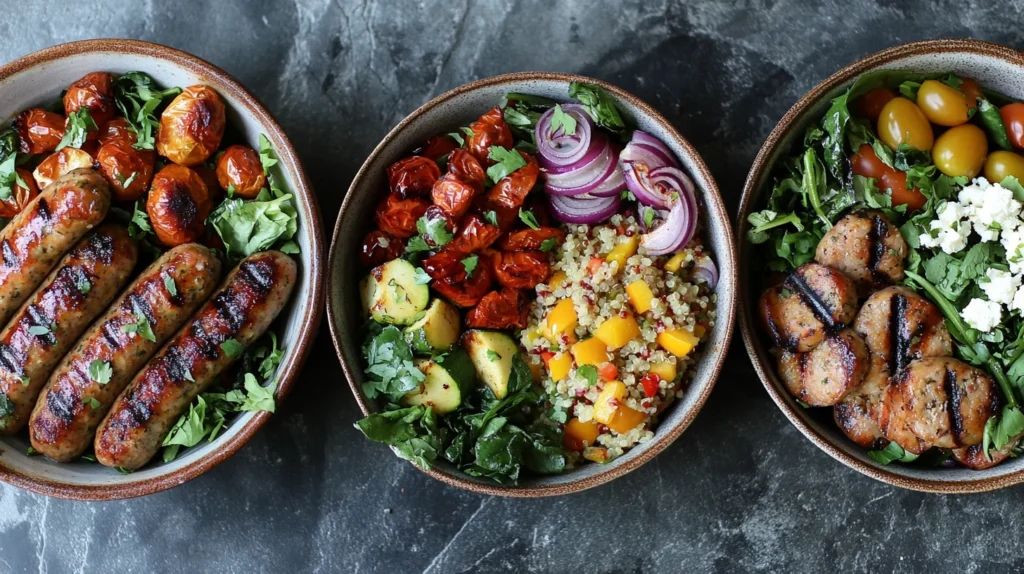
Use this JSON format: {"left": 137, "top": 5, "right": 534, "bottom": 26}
{"left": 362, "top": 106, "right": 557, "bottom": 329}
{"left": 853, "top": 78, "right": 1024, "bottom": 211}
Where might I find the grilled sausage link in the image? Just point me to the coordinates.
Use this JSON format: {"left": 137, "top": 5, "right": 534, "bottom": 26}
{"left": 0, "top": 224, "right": 136, "bottom": 433}
{"left": 853, "top": 286, "right": 951, "bottom": 373}
{"left": 952, "top": 442, "right": 1015, "bottom": 470}
{"left": 0, "top": 168, "right": 110, "bottom": 327}
{"left": 29, "top": 244, "right": 223, "bottom": 461}
{"left": 95, "top": 250, "right": 296, "bottom": 469}
{"left": 815, "top": 209, "right": 907, "bottom": 296}
{"left": 777, "top": 328, "right": 868, "bottom": 406}
{"left": 759, "top": 262, "right": 858, "bottom": 352}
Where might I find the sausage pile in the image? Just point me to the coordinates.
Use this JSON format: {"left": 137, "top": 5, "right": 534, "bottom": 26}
{"left": 360, "top": 107, "right": 565, "bottom": 329}
{"left": 759, "top": 209, "right": 1004, "bottom": 468}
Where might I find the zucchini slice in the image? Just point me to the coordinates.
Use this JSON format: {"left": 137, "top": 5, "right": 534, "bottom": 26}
{"left": 405, "top": 299, "right": 461, "bottom": 354}
{"left": 367, "top": 258, "right": 429, "bottom": 326}
{"left": 462, "top": 330, "right": 519, "bottom": 399}
{"left": 402, "top": 349, "right": 475, "bottom": 414}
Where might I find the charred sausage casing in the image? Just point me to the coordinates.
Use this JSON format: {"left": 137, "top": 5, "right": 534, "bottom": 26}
{"left": 29, "top": 244, "right": 223, "bottom": 461}
{"left": 777, "top": 328, "right": 869, "bottom": 407}
{"left": 759, "top": 262, "right": 858, "bottom": 352}
{"left": 0, "top": 168, "right": 110, "bottom": 327}
{"left": 815, "top": 209, "right": 907, "bottom": 296}
{"left": 95, "top": 250, "right": 296, "bottom": 469}
{"left": 0, "top": 224, "right": 136, "bottom": 433}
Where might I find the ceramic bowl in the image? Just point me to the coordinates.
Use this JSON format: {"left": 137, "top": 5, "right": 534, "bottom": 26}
{"left": 0, "top": 40, "right": 323, "bottom": 499}
{"left": 738, "top": 39, "right": 1024, "bottom": 493}
{"left": 328, "top": 72, "right": 736, "bottom": 496}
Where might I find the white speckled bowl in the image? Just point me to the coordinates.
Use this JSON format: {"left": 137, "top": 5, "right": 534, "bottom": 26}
{"left": 0, "top": 40, "right": 323, "bottom": 499}
{"left": 328, "top": 73, "right": 737, "bottom": 496}
{"left": 739, "top": 39, "right": 1024, "bottom": 493}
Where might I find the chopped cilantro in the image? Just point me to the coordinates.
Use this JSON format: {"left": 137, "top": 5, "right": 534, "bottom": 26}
{"left": 486, "top": 350, "right": 501, "bottom": 362}
{"left": 519, "top": 208, "right": 540, "bottom": 230}
{"left": 577, "top": 364, "right": 598, "bottom": 387}
{"left": 56, "top": 108, "right": 98, "bottom": 150}
{"left": 540, "top": 237, "right": 558, "bottom": 252}
{"left": 220, "top": 338, "right": 244, "bottom": 358}
{"left": 163, "top": 272, "right": 177, "bottom": 297}
{"left": 461, "top": 255, "right": 479, "bottom": 276}
{"left": 82, "top": 396, "right": 102, "bottom": 409}
{"left": 486, "top": 146, "right": 527, "bottom": 183}
{"left": 548, "top": 104, "right": 577, "bottom": 136}
{"left": 89, "top": 360, "right": 113, "bottom": 385}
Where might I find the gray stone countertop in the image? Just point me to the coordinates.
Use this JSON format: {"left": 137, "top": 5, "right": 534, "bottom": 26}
{"left": 0, "top": 1, "right": 1022, "bottom": 572}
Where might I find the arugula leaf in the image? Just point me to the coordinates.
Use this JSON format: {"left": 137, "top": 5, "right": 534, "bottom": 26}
{"left": 820, "top": 92, "right": 852, "bottom": 180}
{"left": 983, "top": 405, "right": 1024, "bottom": 458}
{"left": 220, "top": 338, "right": 244, "bottom": 358}
{"left": 461, "top": 255, "right": 479, "bottom": 275}
{"left": 976, "top": 99, "right": 1013, "bottom": 151}
{"left": 746, "top": 210, "right": 804, "bottom": 243}
{"left": 56, "top": 108, "right": 98, "bottom": 151}
{"left": 0, "top": 131, "right": 25, "bottom": 204}
{"left": 113, "top": 72, "right": 181, "bottom": 150}
{"left": 518, "top": 208, "right": 540, "bottom": 230}
{"left": 162, "top": 395, "right": 209, "bottom": 463}
{"left": 893, "top": 144, "right": 931, "bottom": 171}
{"left": 576, "top": 364, "right": 598, "bottom": 387}
{"left": 485, "top": 146, "right": 527, "bottom": 183}
{"left": 89, "top": 360, "right": 112, "bottom": 385}
{"left": 568, "top": 82, "right": 625, "bottom": 132}
{"left": 548, "top": 104, "right": 577, "bottom": 136}
{"left": 867, "top": 441, "right": 919, "bottom": 465}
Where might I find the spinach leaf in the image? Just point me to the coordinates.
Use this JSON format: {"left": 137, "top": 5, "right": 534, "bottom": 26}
{"left": 976, "top": 99, "right": 1013, "bottom": 151}
{"left": 208, "top": 192, "right": 298, "bottom": 259}
{"left": 354, "top": 405, "right": 443, "bottom": 469}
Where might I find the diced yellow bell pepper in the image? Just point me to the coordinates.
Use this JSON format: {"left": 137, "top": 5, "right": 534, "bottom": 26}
{"left": 625, "top": 280, "right": 655, "bottom": 314}
{"left": 545, "top": 298, "right": 578, "bottom": 342}
{"left": 547, "top": 270, "right": 567, "bottom": 290}
{"left": 605, "top": 236, "right": 640, "bottom": 270}
{"left": 664, "top": 252, "right": 687, "bottom": 272}
{"left": 649, "top": 361, "right": 677, "bottom": 382}
{"left": 593, "top": 314, "right": 641, "bottom": 350}
{"left": 547, "top": 352, "right": 572, "bottom": 381}
{"left": 583, "top": 446, "right": 609, "bottom": 463}
{"left": 657, "top": 328, "right": 700, "bottom": 358}
{"left": 592, "top": 380, "right": 647, "bottom": 434}
{"left": 563, "top": 418, "right": 600, "bottom": 450}
{"left": 571, "top": 337, "right": 609, "bottom": 366}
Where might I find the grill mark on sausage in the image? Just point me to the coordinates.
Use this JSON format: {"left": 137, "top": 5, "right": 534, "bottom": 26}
{"left": 101, "top": 321, "right": 123, "bottom": 350}
{"left": 162, "top": 346, "right": 194, "bottom": 384}
{"left": 190, "top": 322, "right": 223, "bottom": 359}
{"left": 238, "top": 259, "right": 274, "bottom": 295}
{"left": 867, "top": 214, "right": 887, "bottom": 281}
{"left": 889, "top": 294, "right": 911, "bottom": 373}
{"left": 36, "top": 198, "right": 50, "bottom": 223}
{"left": 1, "top": 241, "right": 18, "bottom": 268}
{"left": 45, "top": 378, "right": 78, "bottom": 422}
{"left": 784, "top": 273, "right": 839, "bottom": 331}
{"left": 122, "top": 388, "right": 152, "bottom": 428}
{"left": 25, "top": 305, "right": 56, "bottom": 347}
{"left": 0, "top": 344, "right": 24, "bottom": 375}
{"left": 944, "top": 366, "right": 964, "bottom": 446}
{"left": 78, "top": 231, "right": 115, "bottom": 265}
{"left": 126, "top": 292, "right": 156, "bottom": 325}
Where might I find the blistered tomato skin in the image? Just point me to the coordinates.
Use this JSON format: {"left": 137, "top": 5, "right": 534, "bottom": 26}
{"left": 916, "top": 80, "right": 970, "bottom": 127}
{"left": 417, "top": 135, "right": 460, "bottom": 160}
{"left": 374, "top": 194, "right": 430, "bottom": 238}
{"left": 1000, "top": 103, "right": 1024, "bottom": 151}
{"left": 14, "top": 108, "right": 66, "bottom": 155}
{"left": 156, "top": 85, "right": 226, "bottom": 166}
{"left": 0, "top": 169, "right": 39, "bottom": 218}
{"left": 97, "top": 140, "right": 156, "bottom": 201}
{"left": 146, "top": 165, "right": 213, "bottom": 246}
{"left": 485, "top": 151, "right": 539, "bottom": 210}
{"left": 855, "top": 88, "right": 896, "bottom": 121}
{"left": 932, "top": 124, "right": 988, "bottom": 179}
{"left": 99, "top": 117, "right": 136, "bottom": 147}
{"left": 880, "top": 170, "right": 926, "bottom": 211}
{"left": 466, "top": 106, "right": 513, "bottom": 165}
{"left": 216, "top": 145, "right": 266, "bottom": 199}
{"left": 431, "top": 173, "right": 478, "bottom": 218}
{"left": 386, "top": 156, "right": 440, "bottom": 199}
{"left": 360, "top": 230, "right": 405, "bottom": 267}
{"left": 877, "top": 98, "right": 934, "bottom": 152}
{"left": 63, "top": 72, "right": 117, "bottom": 131}
{"left": 850, "top": 144, "right": 889, "bottom": 180}
{"left": 984, "top": 151, "right": 1024, "bottom": 183}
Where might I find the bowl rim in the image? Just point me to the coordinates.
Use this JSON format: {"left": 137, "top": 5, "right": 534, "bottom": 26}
{"left": 737, "top": 38, "right": 1024, "bottom": 494}
{"left": 327, "top": 71, "right": 737, "bottom": 497}
{"left": 0, "top": 38, "right": 325, "bottom": 500}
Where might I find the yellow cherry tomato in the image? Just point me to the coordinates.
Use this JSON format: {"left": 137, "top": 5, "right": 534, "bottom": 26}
{"left": 932, "top": 124, "right": 988, "bottom": 178}
{"left": 877, "top": 97, "right": 934, "bottom": 151}
{"left": 984, "top": 150, "right": 1024, "bottom": 183}
{"left": 916, "top": 79, "right": 970, "bottom": 126}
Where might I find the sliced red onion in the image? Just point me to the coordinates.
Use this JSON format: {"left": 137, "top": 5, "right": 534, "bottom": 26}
{"left": 535, "top": 104, "right": 593, "bottom": 166}
{"left": 541, "top": 132, "right": 607, "bottom": 174}
{"left": 629, "top": 131, "right": 679, "bottom": 168}
{"left": 622, "top": 161, "right": 671, "bottom": 209}
{"left": 549, "top": 193, "right": 620, "bottom": 224}
{"left": 544, "top": 136, "right": 615, "bottom": 192}
{"left": 693, "top": 255, "right": 718, "bottom": 288}
{"left": 640, "top": 167, "right": 698, "bottom": 256}
{"left": 587, "top": 165, "right": 626, "bottom": 197}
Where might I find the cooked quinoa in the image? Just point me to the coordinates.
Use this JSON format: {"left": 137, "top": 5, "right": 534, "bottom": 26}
{"left": 521, "top": 214, "right": 717, "bottom": 464}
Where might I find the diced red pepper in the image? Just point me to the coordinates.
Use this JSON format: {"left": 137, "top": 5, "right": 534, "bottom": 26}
{"left": 640, "top": 373, "right": 661, "bottom": 398}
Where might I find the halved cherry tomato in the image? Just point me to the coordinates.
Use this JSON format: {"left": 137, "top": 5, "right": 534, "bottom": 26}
{"left": 877, "top": 97, "right": 934, "bottom": 151}
{"left": 599, "top": 362, "right": 618, "bottom": 382}
{"left": 850, "top": 144, "right": 888, "bottom": 180}
{"left": 374, "top": 194, "right": 430, "bottom": 238}
{"left": 640, "top": 373, "right": 661, "bottom": 398}
{"left": 387, "top": 156, "right": 440, "bottom": 199}
{"left": 917, "top": 79, "right": 969, "bottom": 127}
{"left": 432, "top": 173, "right": 478, "bottom": 218}
{"left": 1000, "top": 102, "right": 1024, "bottom": 150}
{"left": 854, "top": 88, "right": 896, "bottom": 121}
{"left": 465, "top": 288, "right": 529, "bottom": 329}
{"left": 959, "top": 78, "right": 984, "bottom": 112}
{"left": 932, "top": 124, "right": 988, "bottom": 178}
{"left": 492, "top": 250, "right": 551, "bottom": 289}
{"left": 880, "top": 170, "right": 926, "bottom": 211}
{"left": 465, "top": 107, "right": 513, "bottom": 165}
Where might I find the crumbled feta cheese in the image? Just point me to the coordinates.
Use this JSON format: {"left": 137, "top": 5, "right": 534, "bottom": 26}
{"left": 1012, "top": 285, "right": 1024, "bottom": 316}
{"left": 962, "top": 298, "right": 1002, "bottom": 332}
{"left": 982, "top": 269, "right": 1021, "bottom": 305}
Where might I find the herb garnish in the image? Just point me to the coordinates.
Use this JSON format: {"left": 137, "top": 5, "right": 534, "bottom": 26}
{"left": 486, "top": 146, "right": 527, "bottom": 183}
{"left": 56, "top": 108, "right": 98, "bottom": 150}
{"left": 548, "top": 104, "right": 577, "bottom": 136}
{"left": 519, "top": 208, "right": 540, "bottom": 230}
{"left": 89, "top": 360, "right": 113, "bottom": 385}
{"left": 113, "top": 71, "right": 182, "bottom": 150}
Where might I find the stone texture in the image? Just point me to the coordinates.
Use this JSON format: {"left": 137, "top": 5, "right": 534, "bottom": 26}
{"left": 0, "top": 1, "right": 1022, "bottom": 572}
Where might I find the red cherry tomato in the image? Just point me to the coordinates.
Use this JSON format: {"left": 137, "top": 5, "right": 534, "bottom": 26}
{"left": 959, "top": 78, "right": 984, "bottom": 112}
{"left": 1000, "top": 102, "right": 1024, "bottom": 150}
{"left": 850, "top": 144, "right": 888, "bottom": 180}
{"left": 880, "top": 170, "right": 926, "bottom": 211}
{"left": 854, "top": 88, "right": 896, "bottom": 121}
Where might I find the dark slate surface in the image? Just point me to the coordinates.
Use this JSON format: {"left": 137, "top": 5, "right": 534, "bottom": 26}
{"left": 0, "top": 1, "right": 1022, "bottom": 572}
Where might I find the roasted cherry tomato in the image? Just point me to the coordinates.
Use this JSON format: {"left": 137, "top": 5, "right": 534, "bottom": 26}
{"left": 63, "top": 72, "right": 117, "bottom": 131}
{"left": 387, "top": 156, "right": 440, "bottom": 199}
{"left": 877, "top": 97, "right": 934, "bottom": 151}
{"left": 97, "top": 139, "right": 156, "bottom": 201}
{"left": 465, "top": 288, "right": 529, "bottom": 329}
{"left": 640, "top": 373, "right": 661, "bottom": 398}
{"left": 33, "top": 148, "right": 95, "bottom": 190}
{"left": 416, "top": 134, "right": 460, "bottom": 160}
{"left": 449, "top": 214, "right": 501, "bottom": 253}
{"left": 932, "top": 124, "right": 988, "bottom": 178}
{"left": 216, "top": 145, "right": 266, "bottom": 199}
{"left": 374, "top": 194, "right": 429, "bottom": 238}
{"left": 146, "top": 164, "right": 213, "bottom": 246}
{"left": 466, "top": 106, "right": 513, "bottom": 165}
{"left": 879, "top": 170, "right": 926, "bottom": 211}
{"left": 99, "top": 117, "right": 136, "bottom": 147}
{"left": 959, "top": 78, "right": 984, "bottom": 112}
{"left": 0, "top": 168, "right": 39, "bottom": 218}
{"left": 917, "top": 79, "right": 969, "bottom": 127}
{"left": 485, "top": 152, "right": 539, "bottom": 209}
{"left": 499, "top": 227, "right": 565, "bottom": 251}
{"left": 359, "top": 230, "right": 405, "bottom": 267}
{"left": 491, "top": 250, "right": 551, "bottom": 290}
{"left": 447, "top": 149, "right": 487, "bottom": 191}
{"left": 432, "top": 173, "right": 478, "bottom": 218}
{"left": 1000, "top": 102, "right": 1024, "bottom": 151}
{"left": 420, "top": 205, "right": 456, "bottom": 249}
{"left": 14, "top": 108, "right": 66, "bottom": 154}
{"left": 156, "top": 85, "right": 226, "bottom": 166}
{"left": 850, "top": 144, "right": 889, "bottom": 180}
{"left": 984, "top": 150, "right": 1024, "bottom": 183}
{"left": 433, "top": 265, "right": 494, "bottom": 308}
{"left": 854, "top": 88, "right": 896, "bottom": 122}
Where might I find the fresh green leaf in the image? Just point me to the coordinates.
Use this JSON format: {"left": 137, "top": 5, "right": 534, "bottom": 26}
{"left": 89, "top": 360, "right": 113, "bottom": 385}
{"left": 220, "top": 338, "right": 244, "bottom": 358}
{"left": 362, "top": 325, "right": 425, "bottom": 401}
{"left": 163, "top": 272, "right": 177, "bottom": 297}
{"left": 548, "top": 104, "right": 577, "bottom": 136}
{"left": 898, "top": 80, "right": 922, "bottom": 100}
{"left": 209, "top": 193, "right": 298, "bottom": 259}
{"left": 448, "top": 132, "right": 465, "bottom": 146}
{"left": 976, "top": 99, "right": 1013, "bottom": 151}
{"left": 461, "top": 254, "right": 479, "bottom": 276}
{"left": 540, "top": 237, "right": 558, "bottom": 252}
{"left": 984, "top": 405, "right": 1024, "bottom": 458}
{"left": 415, "top": 212, "right": 454, "bottom": 248}
{"left": 56, "top": 108, "right": 98, "bottom": 151}
{"left": 27, "top": 325, "right": 51, "bottom": 337}
{"left": 867, "top": 441, "right": 919, "bottom": 465}
{"left": 120, "top": 312, "right": 156, "bottom": 342}
{"left": 747, "top": 210, "right": 804, "bottom": 243}
{"left": 113, "top": 72, "right": 181, "bottom": 150}
{"left": 82, "top": 396, "right": 102, "bottom": 409}
{"left": 0, "top": 393, "right": 12, "bottom": 418}
{"left": 413, "top": 267, "right": 431, "bottom": 285}
{"left": 26, "top": 446, "right": 39, "bottom": 456}
{"left": 568, "top": 82, "right": 625, "bottom": 132}
{"left": 76, "top": 273, "right": 91, "bottom": 295}
{"left": 278, "top": 240, "right": 301, "bottom": 255}
{"left": 127, "top": 201, "right": 154, "bottom": 240}
{"left": 518, "top": 208, "right": 540, "bottom": 230}
{"left": 577, "top": 364, "right": 598, "bottom": 387}
{"left": 486, "top": 349, "right": 501, "bottom": 362}
{"left": 239, "top": 373, "right": 276, "bottom": 413}
{"left": 641, "top": 206, "right": 656, "bottom": 230}
{"left": 485, "top": 146, "right": 527, "bottom": 183}
{"left": 483, "top": 210, "right": 499, "bottom": 226}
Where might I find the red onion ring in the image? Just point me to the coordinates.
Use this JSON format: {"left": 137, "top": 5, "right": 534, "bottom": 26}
{"left": 693, "top": 255, "right": 718, "bottom": 288}
{"left": 544, "top": 136, "right": 615, "bottom": 192}
{"left": 640, "top": 166, "right": 698, "bottom": 256}
{"left": 587, "top": 165, "right": 626, "bottom": 197}
{"left": 549, "top": 193, "right": 620, "bottom": 224}
{"left": 630, "top": 131, "right": 679, "bottom": 168}
{"left": 535, "top": 104, "right": 593, "bottom": 166}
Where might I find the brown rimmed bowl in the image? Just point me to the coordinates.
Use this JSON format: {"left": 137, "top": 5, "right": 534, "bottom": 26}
{"left": 738, "top": 39, "right": 1024, "bottom": 493}
{"left": 0, "top": 40, "right": 324, "bottom": 500}
{"left": 327, "top": 72, "right": 736, "bottom": 497}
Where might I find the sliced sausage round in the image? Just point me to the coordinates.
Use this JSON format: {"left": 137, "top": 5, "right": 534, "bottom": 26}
{"left": 815, "top": 209, "right": 907, "bottom": 296}
{"left": 759, "top": 262, "right": 858, "bottom": 352}
{"left": 854, "top": 286, "right": 952, "bottom": 373}
{"left": 952, "top": 442, "right": 1014, "bottom": 470}
{"left": 834, "top": 353, "right": 890, "bottom": 449}
{"left": 878, "top": 380, "right": 931, "bottom": 455}
{"left": 777, "top": 328, "right": 868, "bottom": 406}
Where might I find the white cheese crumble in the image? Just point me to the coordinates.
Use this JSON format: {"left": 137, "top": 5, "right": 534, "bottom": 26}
{"left": 982, "top": 269, "right": 1021, "bottom": 306}
{"left": 962, "top": 298, "right": 1003, "bottom": 332}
